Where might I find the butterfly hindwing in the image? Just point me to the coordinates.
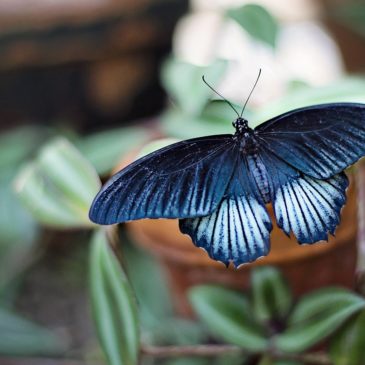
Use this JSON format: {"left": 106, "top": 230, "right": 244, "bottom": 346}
{"left": 273, "top": 173, "right": 348, "bottom": 243}
{"left": 89, "top": 135, "right": 237, "bottom": 224}
{"left": 258, "top": 146, "right": 349, "bottom": 243}
{"left": 256, "top": 103, "right": 365, "bottom": 179}
{"left": 180, "top": 155, "right": 273, "bottom": 267}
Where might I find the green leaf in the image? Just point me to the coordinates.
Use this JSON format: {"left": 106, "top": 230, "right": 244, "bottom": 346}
{"left": 90, "top": 230, "right": 139, "bottom": 365}
{"left": 331, "top": 2, "right": 365, "bottom": 38}
{"left": 14, "top": 163, "right": 85, "bottom": 227}
{"left": 201, "top": 100, "right": 249, "bottom": 123}
{"left": 227, "top": 4, "right": 279, "bottom": 48}
{"left": 330, "top": 310, "right": 365, "bottom": 365}
{"left": 252, "top": 266, "right": 292, "bottom": 323}
{"left": 258, "top": 356, "right": 303, "bottom": 365}
{"left": 166, "top": 353, "right": 246, "bottom": 365}
{"left": 161, "top": 58, "right": 227, "bottom": 116}
{"left": 0, "top": 182, "right": 39, "bottom": 292}
{"left": 122, "top": 237, "right": 208, "bottom": 347}
{"left": 213, "top": 353, "right": 248, "bottom": 365}
{"left": 77, "top": 127, "right": 150, "bottom": 176}
{"left": 276, "top": 288, "right": 365, "bottom": 353}
{"left": 161, "top": 100, "right": 247, "bottom": 139}
{"left": 189, "top": 285, "right": 268, "bottom": 352}
{"left": 122, "top": 238, "right": 173, "bottom": 330}
{"left": 0, "top": 126, "right": 46, "bottom": 292}
{"left": 14, "top": 137, "right": 100, "bottom": 228}
{"left": 257, "top": 355, "right": 303, "bottom": 365}
{"left": 0, "top": 126, "right": 51, "bottom": 175}
{"left": 37, "top": 138, "right": 100, "bottom": 211}
{"left": 252, "top": 77, "right": 365, "bottom": 128}
{"left": 0, "top": 307, "right": 66, "bottom": 356}
{"left": 147, "top": 318, "right": 207, "bottom": 347}
{"left": 0, "top": 183, "right": 38, "bottom": 248}
{"left": 164, "top": 358, "right": 209, "bottom": 365}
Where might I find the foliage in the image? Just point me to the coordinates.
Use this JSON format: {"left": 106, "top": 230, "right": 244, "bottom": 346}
{"left": 10, "top": 134, "right": 209, "bottom": 364}
{"left": 0, "top": 126, "right": 48, "bottom": 295}
{"left": 7, "top": 109, "right": 365, "bottom": 365}
{"left": 331, "top": 1, "right": 365, "bottom": 38}
{"left": 76, "top": 127, "right": 151, "bottom": 176}
{"left": 0, "top": 126, "right": 69, "bottom": 358}
{"left": 162, "top": 64, "right": 365, "bottom": 138}
{"left": 330, "top": 310, "right": 365, "bottom": 365}
{"left": 189, "top": 267, "right": 365, "bottom": 364}
{"left": 276, "top": 288, "right": 365, "bottom": 353}
{"left": 3, "top": 2, "right": 365, "bottom": 365}
{"left": 190, "top": 286, "right": 267, "bottom": 351}
{"left": 15, "top": 137, "right": 100, "bottom": 228}
{"left": 161, "top": 58, "right": 227, "bottom": 117}
{"left": 90, "top": 230, "right": 139, "bottom": 365}
{"left": 253, "top": 77, "right": 365, "bottom": 127}
{"left": 0, "top": 307, "right": 67, "bottom": 356}
{"left": 227, "top": 4, "right": 278, "bottom": 48}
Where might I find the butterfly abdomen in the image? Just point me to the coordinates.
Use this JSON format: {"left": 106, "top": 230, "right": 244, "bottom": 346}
{"left": 246, "top": 154, "right": 271, "bottom": 204}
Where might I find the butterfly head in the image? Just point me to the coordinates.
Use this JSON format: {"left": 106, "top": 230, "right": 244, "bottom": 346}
{"left": 233, "top": 117, "right": 249, "bottom": 134}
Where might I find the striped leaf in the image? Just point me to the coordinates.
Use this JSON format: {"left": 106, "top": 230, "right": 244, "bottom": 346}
{"left": 276, "top": 288, "right": 365, "bottom": 353}
{"left": 189, "top": 285, "right": 268, "bottom": 352}
{"left": 14, "top": 138, "right": 100, "bottom": 228}
{"left": 330, "top": 310, "right": 365, "bottom": 365}
{"left": 251, "top": 266, "right": 292, "bottom": 323}
{"left": 90, "top": 230, "right": 139, "bottom": 365}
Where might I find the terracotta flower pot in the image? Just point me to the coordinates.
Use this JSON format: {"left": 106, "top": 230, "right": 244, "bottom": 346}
{"left": 127, "top": 174, "right": 358, "bottom": 316}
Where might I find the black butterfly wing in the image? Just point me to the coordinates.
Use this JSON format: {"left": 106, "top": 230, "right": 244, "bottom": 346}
{"left": 180, "top": 153, "right": 273, "bottom": 267}
{"left": 258, "top": 147, "right": 348, "bottom": 243}
{"left": 89, "top": 135, "right": 238, "bottom": 224}
{"left": 256, "top": 103, "right": 365, "bottom": 179}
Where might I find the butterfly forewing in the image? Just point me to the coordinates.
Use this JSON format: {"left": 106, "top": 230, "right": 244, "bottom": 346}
{"left": 89, "top": 135, "right": 237, "bottom": 224}
{"left": 256, "top": 103, "right": 365, "bottom": 179}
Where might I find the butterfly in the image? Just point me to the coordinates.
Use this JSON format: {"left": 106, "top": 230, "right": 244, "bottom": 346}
{"left": 89, "top": 72, "right": 365, "bottom": 267}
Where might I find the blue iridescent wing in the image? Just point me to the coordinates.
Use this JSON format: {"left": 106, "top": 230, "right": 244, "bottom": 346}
{"left": 255, "top": 103, "right": 365, "bottom": 179}
{"left": 179, "top": 154, "right": 273, "bottom": 267}
{"left": 89, "top": 135, "right": 237, "bottom": 224}
{"left": 258, "top": 147, "right": 348, "bottom": 243}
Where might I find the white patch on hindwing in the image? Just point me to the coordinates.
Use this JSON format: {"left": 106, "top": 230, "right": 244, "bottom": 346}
{"left": 180, "top": 194, "right": 272, "bottom": 267}
{"left": 273, "top": 173, "right": 347, "bottom": 243}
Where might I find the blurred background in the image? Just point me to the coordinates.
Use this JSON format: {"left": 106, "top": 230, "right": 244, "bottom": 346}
{"left": 1, "top": 0, "right": 365, "bottom": 365}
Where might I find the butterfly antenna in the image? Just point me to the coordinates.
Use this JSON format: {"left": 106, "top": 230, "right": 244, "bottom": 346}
{"left": 240, "top": 68, "right": 262, "bottom": 117}
{"left": 202, "top": 75, "right": 240, "bottom": 117}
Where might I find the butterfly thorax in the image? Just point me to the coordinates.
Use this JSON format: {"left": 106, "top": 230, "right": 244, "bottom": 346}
{"left": 233, "top": 118, "right": 271, "bottom": 203}
{"left": 233, "top": 117, "right": 250, "bottom": 135}
{"left": 233, "top": 117, "right": 256, "bottom": 152}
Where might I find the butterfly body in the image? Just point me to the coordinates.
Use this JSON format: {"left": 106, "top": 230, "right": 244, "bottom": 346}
{"left": 232, "top": 119, "right": 272, "bottom": 203}
{"left": 246, "top": 153, "right": 271, "bottom": 204}
{"left": 90, "top": 102, "right": 365, "bottom": 267}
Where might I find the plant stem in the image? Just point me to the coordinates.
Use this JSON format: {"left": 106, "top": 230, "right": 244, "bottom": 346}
{"left": 0, "top": 358, "right": 89, "bottom": 365}
{"left": 141, "top": 344, "right": 244, "bottom": 357}
{"left": 141, "top": 344, "right": 332, "bottom": 364}
{"left": 273, "top": 352, "right": 332, "bottom": 365}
